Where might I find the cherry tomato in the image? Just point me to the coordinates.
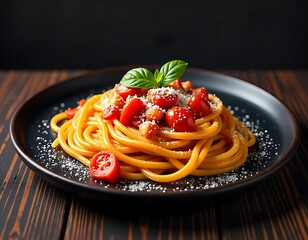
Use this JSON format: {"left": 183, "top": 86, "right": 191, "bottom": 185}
{"left": 165, "top": 107, "right": 195, "bottom": 132}
{"left": 139, "top": 121, "right": 158, "bottom": 139}
{"left": 189, "top": 89, "right": 212, "bottom": 118}
{"left": 65, "top": 99, "right": 87, "bottom": 119}
{"left": 115, "top": 84, "right": 141, "bottom": 100}
{"left": 103, "top": 105, "right": 121, "bottom": 121}
{"left": 120, "top": 98, "right": 146, "bottom": 126}
{"left": 147, "top": 88, "right": 178, "bottom": 109}
{"left": 89, "top": 151, "right": 120, "bottom": 183}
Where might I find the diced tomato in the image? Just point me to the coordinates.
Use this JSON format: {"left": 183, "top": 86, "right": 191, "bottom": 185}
{"left": 193, "top": 87, "right": 209, "bottom": 100}
{"left": 147, "top": 88, "right": 178, "bottom": 109}
{"left": 78, "top": 99, "right": 87, "bottom": 107}
{"left": 182, "top": 81, "right": 194, "bottom": 92}
{"left": 120, "top": 98, "right": 146, "bottom": 126}
{"left": 103, "top": 105, "right": 121, "bottom": 121}
{"left": 139, "top": 121, "right": 158, "bottom": 139}
{"left": 131, "top": 114, "right": 144, "bottom": 128}
{"left": 189, "top": 89, "right": 212, "bottom": 118}
{"left": 165, "top": 107, "right": 195, "bottom": 132}
{"left": 89, "top": 151, "right": 120, "bottom": 183}
{"left": 145, "top": 106, "right": 164, "bottom": 122}
{"left": 115, "top": 84, "right": 141, "bottom": 100}
{"left": 65, "top": 108, "right": 78, "bottom": 119}
{"left": 65, "top": 99, "right": 87, "bottom": 119}
{"left": 109, "top": 92, "right": 125, "bottom": 109}
{"left": 169, "top": 78, "right": 183, "bottom": 89}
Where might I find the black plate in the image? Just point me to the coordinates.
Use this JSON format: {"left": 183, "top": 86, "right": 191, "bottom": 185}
{"left": 10, "top": 67, "right": 300, "bottom": 202}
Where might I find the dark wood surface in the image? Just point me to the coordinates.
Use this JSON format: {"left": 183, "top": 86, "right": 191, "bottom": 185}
{"left": 0, "top": 70, "right": 307, "bottom": 240}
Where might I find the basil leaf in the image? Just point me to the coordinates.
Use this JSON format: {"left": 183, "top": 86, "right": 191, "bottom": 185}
{"left": 120, "top": 68, "right": 157, "bottom": 88}
{"left": 154, "top": 69, "right": 164, "bottom": 87}
{"left": 119, "top": 60, "right": 188, "bottom": 89}
{"left": 153, "top": 69, "right": 160, "bottom": 79}
{"left": 160, "top": 60, "right": 188, "bottom": 86}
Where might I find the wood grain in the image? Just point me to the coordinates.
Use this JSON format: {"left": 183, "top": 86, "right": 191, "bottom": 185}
{"left": 0, "top": 70, "right": 307, "bottom": 240}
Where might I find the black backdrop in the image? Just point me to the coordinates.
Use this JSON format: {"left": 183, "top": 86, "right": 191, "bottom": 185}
{"left": 1, "top": 0, "right": 307, "bottom": 69}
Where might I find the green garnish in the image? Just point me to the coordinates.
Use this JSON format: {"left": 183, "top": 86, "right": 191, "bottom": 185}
{"left": 120, "top": 60, "right": 188, "bottom": 88}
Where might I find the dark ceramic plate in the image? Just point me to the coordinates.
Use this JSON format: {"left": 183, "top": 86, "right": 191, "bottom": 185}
{"left": 10, "top": 67, "right": 300, "bottom": 202}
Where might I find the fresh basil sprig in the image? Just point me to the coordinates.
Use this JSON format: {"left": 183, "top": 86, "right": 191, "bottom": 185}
{"left": 120, "top": 60, "right": 188, "bottom": 88}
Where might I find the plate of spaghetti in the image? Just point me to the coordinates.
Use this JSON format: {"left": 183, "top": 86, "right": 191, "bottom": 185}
{"left": 10, "top": 60, "right": 299, "bottom": 202}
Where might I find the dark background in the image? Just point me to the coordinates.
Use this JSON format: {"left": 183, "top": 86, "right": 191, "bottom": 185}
{"left": 1, "top": 0, "right": 307, "bottom": 69}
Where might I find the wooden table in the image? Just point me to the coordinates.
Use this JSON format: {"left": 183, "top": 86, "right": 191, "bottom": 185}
{"left": 0, "top": 70, "right": 307, "bottom": 240}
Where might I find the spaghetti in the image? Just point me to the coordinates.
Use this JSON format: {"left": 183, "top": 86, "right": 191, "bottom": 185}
{"left": 50, "top": 62, "right": 256, "bottom": 183}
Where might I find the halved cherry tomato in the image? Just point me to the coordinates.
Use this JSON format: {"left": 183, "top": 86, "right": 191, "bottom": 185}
{"left": 89, "top": 151, "right": 120, "bottom": 183}
{"left": 65, "top": 99, "right": 87, "bottom": 119}
{"left": 165, "top": 107, "right": 195, "bottom": 132}
{"left": 147, "top": 88, "right": 178, "bottom": 109}
{"left": 120, "top": 98, "right": 146, "bottom": 126}
{"left": 189, "top": 89, "right": 212, "bottom": 118}
{"left": 103, "top": 105, "right": 121, "bottom": 121}
{"left": 115, "top": 84, "right": 141, "bottom": 100}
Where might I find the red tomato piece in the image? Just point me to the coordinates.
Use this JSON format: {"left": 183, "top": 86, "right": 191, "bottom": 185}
{"left": 189, "top": 90, "right": 212, "bottom": 118}
{"left": 169, "top": 78, "right": 183, "bottom": 89}
{"left": 89, "top": 151, "right": 120, "bottom": 183}
{"left": 147, "top": 88, "right": 178, "bottom": 109}
{"left": 65, "top": 108, "right": 78, "bottom": 119}
{"left": 109, "top": 92, "right": 125, "bottom": 109}
{"left": 120, "top": 98, "right": 146, "bottom": 126}
{"left": 115, "top": 84, "right": 141, "bottom": 100}
{"left": 64, "top": 99, "right": 87, "bottom": 119}
{"left": 165, "top": 107, "right": 195, "bottom": 132}
{"left": 145, "top": 106, "right": 164, "bottom": 122}
{"left": 139, "top": 121, "right": 158, "bottom": 139}
{"left": 182, "top": 81, "right": 194, "bottom": 92}
{"left": 131, "top": 114, "right": 145, "bottom": 128}
{"left": 193, "top": 87, "right": 209, "bottom": 100}
{"left": 103, "top": 105, "right": 121, "bottom": 121}
{"left": 78, "top": 99, "right": 87, "bottom": 107}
